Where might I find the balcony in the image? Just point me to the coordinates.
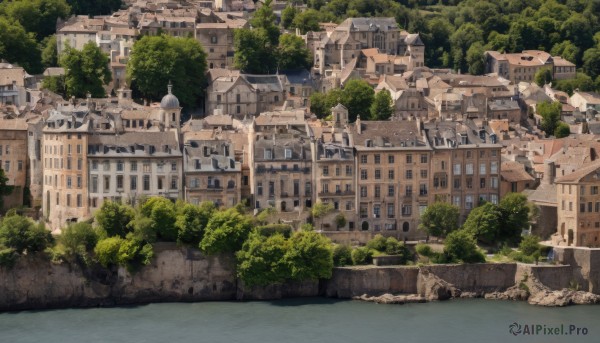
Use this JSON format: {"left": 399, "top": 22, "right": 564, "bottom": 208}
{"left": 318, "top": 190, "right": 355, "bottom": 197}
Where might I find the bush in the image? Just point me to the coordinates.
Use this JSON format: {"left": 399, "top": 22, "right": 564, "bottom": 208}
{"left": 141, "top": 197, "right": 177, "bottom": 242}
{"left": 175, "top": 201, "right": 215, "bottom": 246}
{"left": 334, "top": 213, "right": 346, "bottom": 229}
{"left": 0, "top": 215, "right": 53, "bottom": 254}
{"left": 0, "top": 246, "right": 17, "bottom": 268}
{"left": 59, "top": 222, "right": 99, "bottom": 264}
{"left": 366, "top": 234, "right": 387, "bottom": 252}
{"left": 519, "top": 235, "right": 541, "bottom": 256}
{"left": 200, "top": 208, "right": 253, "bottom": 254}
{"left": 444, "top": 230, "right": 485, "bottom": 263}
{"left": 117, "top": 236, "right": 154, "bottom": 271}
{"left": 95, "top": 200, "right": 135, "bottom": 238}
{"left": 351, "top": 247, "right": 373, "bottom": 265}
{"left": 256, "top": 224, "right": 292, "bottom": 238}
{"left": 332, "top": 244, "right": 353, "bottom": 267}
{"left": 509, "top": 250, "right": 535, "bottom": 264}
{"left": 415, "top": 243, "right": 433, "bottom": 257}
{"left": 236, "top": 232, "right": 290, "bottom": 286}
{"left": 94, "top": 237, "right": 124, "bottom": 267}
{"left": 283, "top": 230, "right": 333, "bottom": 280}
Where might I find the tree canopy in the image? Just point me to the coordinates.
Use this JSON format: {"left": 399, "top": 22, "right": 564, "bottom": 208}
{"left": 370, "top": 89, "right": 394, "bottom": 120}
{"left": 127, "top": 34, "right": 207, "bottom": 109}
{"left": 537, "top": 101, "right": 562, "bottom": 137}
{"left": 59, "top": 41, "right": 111, "bottom": 98}
{"left": 419, "top": 202, "right": 460, "bottom": 238}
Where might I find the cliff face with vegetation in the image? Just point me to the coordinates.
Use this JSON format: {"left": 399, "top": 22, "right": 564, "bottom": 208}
{"left": 2, "top": 246, "right": 600, "bottom": 311}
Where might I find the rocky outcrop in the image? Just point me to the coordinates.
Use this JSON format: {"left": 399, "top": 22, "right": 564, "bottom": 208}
{"left": 484, "top": 286, "right": 529, "bottom": 301}
{"left": 417, "top": 269, "right": 457, "bottom": 301}
{"left": 352, "top": 293, "right": 426, "bottom": 304}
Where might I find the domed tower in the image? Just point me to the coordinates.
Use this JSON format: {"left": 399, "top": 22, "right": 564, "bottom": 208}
{"left": 160, "top": 82, "right": 181, "bottom": 129}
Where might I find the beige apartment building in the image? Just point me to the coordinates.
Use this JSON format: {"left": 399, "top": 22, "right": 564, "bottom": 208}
{"left": 42, "top": 108, "right": 90, "bottom": 230}
{"left": 485, "top": 50, "right": 576, "bottom": 84}
{"left": 0, "top": 117, "right": 29, "bottom": 210}
{"left": 554, "top": 160, "right": 600, "bottom": 247}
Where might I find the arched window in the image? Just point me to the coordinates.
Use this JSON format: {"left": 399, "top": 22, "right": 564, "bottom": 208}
{"left": 361, "top": 221, "right": 369, "bottom": 231}
{"left": 403, "top": 222, "right": 410, "bottom": 232}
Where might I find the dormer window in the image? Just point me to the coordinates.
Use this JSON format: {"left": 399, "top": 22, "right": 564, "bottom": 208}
{"left": 264, "top": 149, "right": 272, "bottom": 159}
{"left": 195, "top": 160, "right": 201, "bottom": 170}
{"left": 285, "top": 148, "right": 292, "bottom": 159}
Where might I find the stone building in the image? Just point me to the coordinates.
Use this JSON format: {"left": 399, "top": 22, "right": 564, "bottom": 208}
{"left": 0, "top": 117, "right": 29, "bottom": 210}
{"left": 484, "top": 50, "right": 576, "bottom": 84}
{"left": 251, "top": 110, "right": 313, "bottom": 212}
{"left": 313, "top": 104, "right": 355, "bottom": 229}
{"left": 554, "top": 160, "right": 600, "bottom": 247}
{"left": 196, "top": 11, "right": 248, "bottom": 69}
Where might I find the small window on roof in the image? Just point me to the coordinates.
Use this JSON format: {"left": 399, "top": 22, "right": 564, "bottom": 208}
{"left": 285, "top": 148, "right": 292, "bottom": 159}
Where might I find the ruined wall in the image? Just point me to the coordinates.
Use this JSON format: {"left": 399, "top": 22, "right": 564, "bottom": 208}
{"left": 418, "top": 264, "right": 517, "bottom": 293}
{"left": 325, "top": 266, "right": 420, "bottom": 298}
{"left": 553, "top": 247, "right": 600, "bottom": 293}
{"left": 515, "top": 264, "right": 573, "bottom": 291}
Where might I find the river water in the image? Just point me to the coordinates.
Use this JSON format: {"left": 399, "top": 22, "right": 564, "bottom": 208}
{"left": 1, "top": 298, "right": 599, "bottom": 343}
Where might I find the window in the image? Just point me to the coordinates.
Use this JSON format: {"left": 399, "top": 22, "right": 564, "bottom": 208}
{"left": 466, "top": 178, "right": 473, "bottom": 189}
{"left": 143, "top": 175, "right": 150, "bottom": 191}
{"left": 592, "top": 186, "right": 599, "bottom": 195}
{"left": 264, "top": 149, "right": 272, "bottom": 159}
{"left": 3, "top": 161, "right": 8, "bottom": 172}
{"left": 406, "top": 155, "right": 412, "bottom": 163}
{"left": 491, "top": 177, "right": 498, "bottom": 189}
{"left": 305, "top": 182, "right": 311, "bottom": 196}
{"left": 211, "top": 35, "right": 217, "bottom": 43}
{"left": 66, "top": 194, "right": 71, "bottom": 207}
{"left": 171, "top": 176, "right": 178, "bottom": 189}
{"left": 375, "top": 186, "right": 381, "bottom": 198}
{"left": 387, "top": 203, "right": 395, "bottom": 218}
{"left": 480, "top": 178, "right": 486, "bottom": 188}
{"left": 580, "top": 186, "right": 586, "bottom": 196}
{"left": 405, "top": 170, "right": 413, "bottom": 179}
{"left": 346, "top": 165, "right": 352, "bottom": 175}
{"left": 465, "top": 195, "right": 474, "bottom": 209}
{"left": 373, "top": 205, "right": 381, "bottom": 218}
{"left": 17, "top": 160, "right": 22, "bottom": 171}
{"left": 420, "top": 154, "right": 428, "bottom": 163}
{"left": 420, "top": 170, "right": 427, "bottom": 178}
{"left": 67, "top": 176, "right": 72, "bottom": 189}
{"left": 361, "top": 170, "right": 367, "bottom": 180}
{"left": 419, "top": 184, "right": 427, "bottom": 196}
{"left": 402, "top": 205, "right": 412, "bottom": 216}
{"left": 388, "top": 170, "right": 395, "bottom": 180}
{"left": 580, "top": 203, "right": 586, "bottom": 213}
{"left": 77, "top": 158, "right": 82, "bottom": 170}
{"left": 117, "top": 175, "right": 124, "bottom": 189}
{"left": 91, "top": 176, "right": 98, "bottom": 193}
{"left": 77, "top": 194, "right": 82, "bottom": 207}
{"left": 596, "top": 202, "right": 600, "bottom": 212}
{"left": 117, "top": 160, "right": 124, "bottom": 172}
{"left": 374, "top": 154, "right": 380, "bottom": 164}
{"left": 171, "top": 163, "right": 177, "bottom": 171}
{"left": 67, "top": 158, "right": 72, "bottom": 170}
{"left": 104, "top": 176, "right": 110, "bottom": 192}
{"left": 294, "top": 180, "right": 299, "bottom": 196}
{"left": 388, "top": 185, "right": 394, "bottom": 196}
{"left": 130, "top": 176, "right": 137, "bottom": 190}
{"left": 388, "top": 155, "right": 395, "bottom": 163}
{"left": 453, "top": 196, "right": 460, "bottom": 207}
{"left": 360, "top": 186, "right": 367, "bottom": 198}
{"left": 335, "top": 167, "right": 340, "bottom": 176}
{"left": 77, "top": 175, "right": 82, "bottom": 188}
{"left": 375, "top": 169, "right": 381, "bottom": 179}
{"left": 323, "top": 166, "right": 329, "bottom": 176}
{"left": 77, "top": 144, "right": 82, "bottom": 154}
{"left": 103, "top": 161, "right": 110, "bottom": 171}
{"left": 492, "top": 150, "right": 498, "bottom": 157}
{"left": 491, "top": 161, "right": 498, "bottom": 174}
{"left": 346, "top": 202, "right": 352, "bottom": 211}
{"left": 405, "top": 185, "right": 412, "bottom": 197}
{"left": 453, "top": 164, "right": 461, "bottom": 175}
{"left": 360, "top": 155, "right": 367, "bottom": 164}
{"left": 143, "top": 163, "right": 151, "bottom": 173}
{"left": 269, "top": 181, "right": 275, "bottom": 196}
{"left": 480, "top": 163, "right": 487, "bottom": 175}
{"left": 454, "top": 178, "right": 461, "bottom": 189}
{"left": 285, "top": 148, "right": 292, "bottom": 159}
{"left": 157, "top": 177, "right": 164, "bottom": 190}
{"left": 130, "top": 161, "right": 137, "bottom": 172}
{"left": 92, "top": 161, "right": 98, "bottom": 170}
{"left": 466, "top": 163, "right": 474, "bottom": 175}
{"left": 257, "top": 182, "right": 263, "bottom": 196}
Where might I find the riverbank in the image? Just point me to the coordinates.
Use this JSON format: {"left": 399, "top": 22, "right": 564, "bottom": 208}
{"left": 1, "top": 244, "right": 599, "bottom": 311}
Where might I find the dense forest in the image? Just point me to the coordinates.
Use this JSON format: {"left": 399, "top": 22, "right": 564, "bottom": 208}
{"left": 1, "top": 0, "right": 599, "bottom": 91}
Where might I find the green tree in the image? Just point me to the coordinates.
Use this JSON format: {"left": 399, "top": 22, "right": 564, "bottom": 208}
{"left": 94, "top": 236, "right": 124, "bottom": 267}
{"left": 283, "top": 230, "right": 333, "bottom": 280}
{"left": 175, "top": 201, "right": 215, "bottom": 246}
{"left": 127, "top": 35, "right": 207, "bottom": 108}
{"left": 60, "top": 42, "right": 111, "bottom": 98}
{"left": 554, "top": 122, "right": 571, "bottom": 138}
{"left": 351, "top": 246, "right": 373, "bottom": 265}
{"left": 249, "top": 0, "right": 280, "bottom": 46}
{"left": 519, "top": 235, "right": 541, "bottom": 256}
{"left": 311, "top": 201, "right": 334, "bottom": 230}
{"left": 443, "top": 230, "right": 485, "bottom": 263}
{"left": 366, "top": 234, "right": 387, "bottom": 252}
{"left": 462, "top": 202, "right": 502, "bottom": 245}
{"left": 140, "top": 197, "right": 177, "bottom": 242}
{"left": 537, "top": 101, "right": 562, "bottom": 137}
{"left": 281, "top": 6, "right": 297, "bottom": 29}
{"left": 95, "top": 200, "right": 135, "bottom": 238}
{"left": 0, "top": 0, "right": 71, "bottom": 40}
{"left": 236, "top": 231, "right": 290, "bottom": 286}
{"left": 0, "top": 215, "right": 53, "bottom": 254}
{"left": 233, "top": 29, "right": 277, "bottom": 74}
{"left": 534, "top": 67, "right": 553, "bottom": 87}
{"left": 200, "top": 208, "right": 252, "bottom": 254}
{"left": 498, "top": 193, "right": 530, "bottom": 245}
{"left": 292, "top": 9, "right": 322, "bottom": 34}
{"left": 419, "top": 202, "right": 461, "bottom": 238}
{"left": 59, "top": 222, "right": 99, "bottom": 262}
{"left": 450, "top": 23, "right": 483, "bottom": 72}
{"left": 340, "top": 79, "right": 375, "bottom": 122}
{"left": 0, "top": 17, "right": 42, "bottom": 73}
{"left": 41, "top": 76, "right": 66, "bottom": 97}
{"left": 309, "top": 92, "right": 330, "bottom": 119}
{"left": 369, "top": 89, "right": 393, "bottom": 120}
{"left": 66, "top": 0, "right": 122, "bottom": 15}
{"left": 117, "top": 236, "right": 154, "bottom": 270}
{"left": 332, "top": 244, "right": 352, "bottom": 266}
{"left": 277, "top": 34, "right": 312, "bottom": 71}
{"left": 550, "top": 40, "right": 579, "bottom": 64}
{"left": 41, "top": 35, "right": 58, "bottom": 68}
{"left": 554, "top": 72, "right": 597, "bottom": 95}
{"left": 582, "top": 48, "right": 600, "bottom": 79}
{"left": 466, "top": 41, "right": 485, "bottom": 75}
{"left": 334, "top": 213, "right": 346, "bottom": 229}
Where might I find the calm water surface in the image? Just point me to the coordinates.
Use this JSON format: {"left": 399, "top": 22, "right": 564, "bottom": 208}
{"left": 1, "top": 298, "right": 599, "bottom": 343}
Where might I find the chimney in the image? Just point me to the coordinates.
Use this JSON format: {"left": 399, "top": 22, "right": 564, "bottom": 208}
{"left": 356, "top": 115, "right": 361, "bottom": 134}
{"left": 543, "top": 160, "right": 555, "bottom": 185}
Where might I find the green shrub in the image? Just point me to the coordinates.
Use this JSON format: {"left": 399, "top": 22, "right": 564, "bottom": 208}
{"left": 332, "top": 244, "right": 353, "bottom": 266}
{"left": 444, "top": 230, "right": 485, "bottom": 263}
{"left": 117, "top": 236, "right": 154, "bottom": 271}
{"left": 94, "top": 237, "right": 124, "bottom": 267}
{"left": 415, "top": 243, "right": 433, "bottom": 257}
{"left": 351, "top": 247, "right": 373, "bottom": 265}
{"left": 236, "top": 232, "right": 290, "bottom": 286}
{"left": 0, "top": 246, "right": 17, "bottom": 268}
{"left": 366, "top": 234, "right": 387, "bottom": 252}
{"left": 508, "top": 250, "right": 535, "bottom": 263}
{"left": 200, "top": 208, "right": 253, "bottom": 254}
{"left": 256, "top": 224, "right": 292, "bottom": 238}
{"left": 59, "top": 222, "right": 99, "bottom": 263}
{"left": 334, "top": 213, "right": 346, "bottom": 229}
{"left": 430, "top": 252, "right": 452, "bottom": 264}
{"left": 0, "top": 215, "right": 53, "bottom": 254}
{"left": 283, "top": 230, "right": 333, "bottom": 280}
{"left": 519, "top": 235, "right": 541, "bottom": 256}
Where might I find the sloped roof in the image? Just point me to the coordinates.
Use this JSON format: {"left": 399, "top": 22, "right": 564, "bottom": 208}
{"left": 555, "top": 160, "right": 600, "bottom": 184}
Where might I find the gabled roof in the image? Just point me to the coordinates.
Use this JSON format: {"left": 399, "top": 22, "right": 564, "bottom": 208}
{"left": 555, "top": 160, "right": 600, "bottom": 184}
